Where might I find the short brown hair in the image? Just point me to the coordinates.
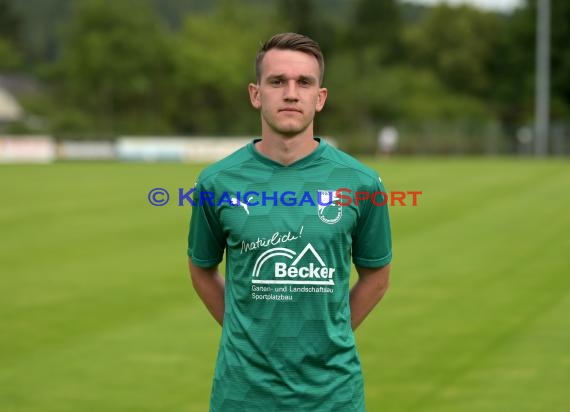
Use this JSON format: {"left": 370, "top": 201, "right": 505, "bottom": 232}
{"left": 255, "top": 32, "right": 325, "bottom": 85}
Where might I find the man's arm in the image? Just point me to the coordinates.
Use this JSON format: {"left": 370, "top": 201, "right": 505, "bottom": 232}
{"left": 349, "top": 264, "right": 391, "bottom": 330}
{"left": 188, "top": 259, "right": 225, "bottom": 326}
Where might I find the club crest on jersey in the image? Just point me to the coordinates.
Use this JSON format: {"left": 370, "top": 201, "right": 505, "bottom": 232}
{"left": 317, "top": 190, "right": 342, "bottom": 225}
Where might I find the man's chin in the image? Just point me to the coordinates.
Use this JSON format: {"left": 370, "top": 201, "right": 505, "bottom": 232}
{"left": 273, "top": 123, "right": 310, "bottom": 137}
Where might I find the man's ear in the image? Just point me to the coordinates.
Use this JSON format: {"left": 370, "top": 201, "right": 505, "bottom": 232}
{"left": 315, "top": 87, "right": 328, "bottom": 113}
{"left": 248, "top": 83, "right": 261, "bottom": 109}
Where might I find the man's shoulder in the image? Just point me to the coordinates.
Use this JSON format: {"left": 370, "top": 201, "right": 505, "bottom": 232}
{"left": 322, "top": 141, "right": 381, "bottom": 182}
{"left": 197, "top": 142, "right": 253, "bottom": 184}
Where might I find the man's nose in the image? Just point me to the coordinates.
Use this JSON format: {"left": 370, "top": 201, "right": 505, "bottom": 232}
{"left": 283, "top": 80, "right": 299, "bottom": 100}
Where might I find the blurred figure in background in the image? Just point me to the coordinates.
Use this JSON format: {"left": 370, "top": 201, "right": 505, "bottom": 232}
{"left": 377, "top": 125, "right": 399, "bottom": 156}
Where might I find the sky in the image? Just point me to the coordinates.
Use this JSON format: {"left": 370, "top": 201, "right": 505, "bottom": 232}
{"left": 404, "top": 0, "right": 523, "bottom": 12}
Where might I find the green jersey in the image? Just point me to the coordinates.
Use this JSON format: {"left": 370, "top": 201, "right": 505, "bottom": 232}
{"left": 188, "top": 138, "right": 392, "bottom": 411}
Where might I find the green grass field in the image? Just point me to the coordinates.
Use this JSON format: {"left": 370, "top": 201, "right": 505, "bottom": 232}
{"left": 1, "top": 158, "right": 569, "bottom": 412}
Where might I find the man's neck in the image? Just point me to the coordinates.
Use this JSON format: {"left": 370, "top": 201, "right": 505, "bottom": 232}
{"left": 255, "top": 131, "right": 319, "bottom": 166}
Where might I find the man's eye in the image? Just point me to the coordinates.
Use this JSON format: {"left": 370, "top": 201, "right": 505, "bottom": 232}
{"left": 270, "top": 79, "right": 283, "bottom": 86}
{"left": 299, "top": 80, "right": 311, "bottom": 86}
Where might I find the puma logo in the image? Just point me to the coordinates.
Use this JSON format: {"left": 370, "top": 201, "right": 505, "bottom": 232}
{"left": 231, "top": 196, "right": 253, "bottom": 215}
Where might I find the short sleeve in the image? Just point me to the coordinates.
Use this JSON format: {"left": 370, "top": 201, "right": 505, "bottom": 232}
{"left": 351, "top": 175, "right": 392, "bottom": 268}
{"left": 187, "top": 178, "right": 226, "bottom": 267}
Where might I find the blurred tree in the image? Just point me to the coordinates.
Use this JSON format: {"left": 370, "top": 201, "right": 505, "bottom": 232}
{"left": 10, "top": 0, "right": 552, "bottom": 143}
{"left": 169, "top": 4, "right": 276, "bottom": 134}
{"left": 489, "top": 5, "right": 534, "bottom": 129}
{"left": 322, "top": 52, "right": 491, "bottom": 137}
{"left": 53, "top": 0, "right": 175, "bottom": 133}
{"left": 404, "top": 4, "right": 501, "bottom": 98}
{"left": 149, "top": 0, "right": 214, "bottom": 28}
{"left": 349, "top": 0, "right": 402, "bottom": 64}
{"left": 0, "top": 0, "right": 24, "bottom": 70}
{"left": 8, "top": 0, "right": 71, "bottom": 63}
{"left": 278, "top": 0, "right": 317, "bottom": 36}
{"left": 492, "top": 0, "right": 570, "bottom": 129}
{"left": 0, "top": 0, "right": 20, "bottom": 44}
{"left": 276, "top": 0, "right": 337, "bottom": 56}
{"left": 0, "top": 38, "right": 23, "bottom": 70}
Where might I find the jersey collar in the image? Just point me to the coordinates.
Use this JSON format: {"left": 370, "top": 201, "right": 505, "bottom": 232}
{"left": 248, "top": 137, "right": 327, "bottom": 168}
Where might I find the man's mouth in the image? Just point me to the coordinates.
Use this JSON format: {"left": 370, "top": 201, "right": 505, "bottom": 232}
{"left": 279, "top": 108, "right": 302, "bottom": 113}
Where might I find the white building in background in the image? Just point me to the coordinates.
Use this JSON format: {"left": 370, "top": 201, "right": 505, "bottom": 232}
{"left": 0, "top": 86, "right": 23, "bottom": 123}
{"left": 0, "top": 74, "right": 42, "bottom": 127}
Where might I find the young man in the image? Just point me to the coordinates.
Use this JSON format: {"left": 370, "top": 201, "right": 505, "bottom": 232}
{"left": 188, "top": 32, "right": 392, "bottom": 411}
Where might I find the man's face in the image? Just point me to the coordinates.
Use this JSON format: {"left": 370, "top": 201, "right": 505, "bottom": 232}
{"left": 249, "top": 49, "right": 327, "bottom": 137}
